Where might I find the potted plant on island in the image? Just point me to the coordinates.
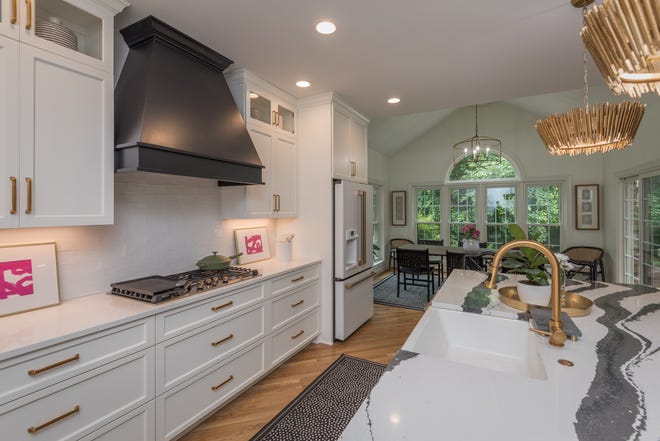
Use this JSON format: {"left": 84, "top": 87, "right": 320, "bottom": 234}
{"left": 460, "top": 223, "right": 481, "bottom": 250}
{"left": 500, "top": 224, "right": 552, "bottom": 305}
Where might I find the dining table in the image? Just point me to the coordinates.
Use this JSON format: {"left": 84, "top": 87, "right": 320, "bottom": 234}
{"left": 397, "top": 243, "right": 494, "bottom": 277}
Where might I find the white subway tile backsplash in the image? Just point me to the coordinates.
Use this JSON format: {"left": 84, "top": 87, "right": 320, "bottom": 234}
{"left": 0, "top": 173, "right": 276, "bottom": 301}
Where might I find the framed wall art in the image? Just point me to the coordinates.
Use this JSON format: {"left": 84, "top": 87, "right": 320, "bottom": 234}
{"left": 0, "top": 242, "right": 60, "bottom": 318}
{"left": 575, "top": 184, "right": 600, "bottom": 230}
{"left": 235, "top": 227, "right": 271, "bottom": 264}
{"left": 391, "top": 191, "right": 407, "bottom": 226}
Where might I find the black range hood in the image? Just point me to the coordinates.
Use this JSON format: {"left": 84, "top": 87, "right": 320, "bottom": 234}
{"left": 114, "top": 16, "right": 263, "bottom": 185}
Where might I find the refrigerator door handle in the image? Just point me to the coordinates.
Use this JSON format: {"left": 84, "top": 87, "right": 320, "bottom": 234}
{"left": 345, "top": 271, "right": 375, "bottom": 289}
{"left": 358, "top": 190, "right": 367, "bottom": 266}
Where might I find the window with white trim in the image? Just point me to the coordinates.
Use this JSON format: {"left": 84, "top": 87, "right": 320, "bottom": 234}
{"left": 527, "top": 184, "right": 561, "bottom": 252}
{"left": 416, "top": 188, "right": 442, "bottom": 241}
{"left": 486, "top": 186, "right": 516, "bottom": 248}
{"left": 449, "top": 187, "right": 477, "bottom": 246}
{"left": 372, "top": 185, "right": 384, "bottom": 264}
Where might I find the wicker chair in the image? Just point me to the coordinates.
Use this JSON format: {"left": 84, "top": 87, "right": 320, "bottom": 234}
{"left": 563, "top": 246, "right": 605, "bottom": 282}
{"left": 389, "top": 238, "right": 414, "bottom": 274}
{"left": 417, "top": 239, "right": 445, "bottom": 280}
{"left": 397, "top": 248, "right": 435, "bottom": 301}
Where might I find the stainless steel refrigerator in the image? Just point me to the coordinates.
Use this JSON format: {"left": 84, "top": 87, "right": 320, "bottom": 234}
{"left": 334, "top": 180, "right": 374, "bottom": 341}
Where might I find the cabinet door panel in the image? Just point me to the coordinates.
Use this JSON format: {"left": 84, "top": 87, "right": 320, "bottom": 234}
{"left": 0, "top": 34, "right": 18, "bottom": 228}
{"left": 271, "top": 135, "right": 296, "bottom": 217}
{"left": 350, "top": 118, "right": 367, "bottom": 182}
{"left": 0, "top": 0, "right": 19, "bottom": 38}
{"left": 246, "top": 127, "right": 273, "bottom": 215}
{"left": 19, "top": 44, "right": 112, "bottom": 227}
{"left": 332, "top": 107, "right": 351, "bottom": 179}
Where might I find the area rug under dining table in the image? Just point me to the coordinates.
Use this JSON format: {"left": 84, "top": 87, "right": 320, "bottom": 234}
{"left": 373, "top": 274, "right": 442, "bottom": 310}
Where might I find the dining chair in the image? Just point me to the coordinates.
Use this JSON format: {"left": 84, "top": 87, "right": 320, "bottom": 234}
{"left": 562, "top": 246, "right": 605, "bottom": 282}
{"left": 389, "top": 238, "right": 414, "bottom": 274}
{"left": 445, "top": 251, "right": 465, "bottom": 277}
{"left": 417, "top": 239, "right": 445, "bottom": 280}
{"left": 396, "top": 248, "right": 435, "bottom": 301}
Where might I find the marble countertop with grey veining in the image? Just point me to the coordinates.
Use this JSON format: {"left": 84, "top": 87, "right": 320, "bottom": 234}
{"left": 340, "top": 270, "right": 660, "bottom": 441}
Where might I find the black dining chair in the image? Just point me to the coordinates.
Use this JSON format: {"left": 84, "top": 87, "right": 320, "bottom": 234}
{"left": 396, "top": 248, "right": 435, "bottom": 301}
{"left": 445, "top": 251, "right": 465, "bottom": 277}
{"left": 417, "top": 239, "right": 445, "bottom": 280}
{"left": 389, "top": 238, "right": 414, "bottom": 274}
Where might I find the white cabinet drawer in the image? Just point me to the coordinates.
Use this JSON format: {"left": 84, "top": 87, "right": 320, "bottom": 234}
{"left": 156, "top": 284, "right": 265, "bottom": 342}
{"left": 271, "top": 282, "right": 319, "bottom": 331}
{"left": 80, "top": 401, "right": 155, "bottom": 441}
{"left": 270, "top": 265, "right": 320, "bottom": 297}
{"left": 157, "top": 343, "right": 266, "bottom": 441}
{"left": 0, "top": 349, "right": 154, "bottom": 441}
{"left": 156, "top": 306, "right": 265, "bottom": 394}
{"left": 271, "top": 309, "right": 320, "bottom": 367}
{"left": 0, "top": 318, "right": 154, "bottom": 405}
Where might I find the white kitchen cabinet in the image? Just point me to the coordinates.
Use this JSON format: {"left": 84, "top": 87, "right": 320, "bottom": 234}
{"left": 80, "top": 402, "right": 155, "bottom": 441}
{"left": 221, "top": 69, "right": 298, "bottom": 218}
{"left": 332, "top": 100, "right": 369, "bottom": 183}
{"left": 0, "top": 0, "right": 125, "bottom": 229}
{"left": 0, "top": 0, "right": 19, "bottom": 38}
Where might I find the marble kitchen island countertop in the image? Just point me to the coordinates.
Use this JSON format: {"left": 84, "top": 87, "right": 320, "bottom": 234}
{"left": 340, "top": 270, "right": 660, "bottom": 441}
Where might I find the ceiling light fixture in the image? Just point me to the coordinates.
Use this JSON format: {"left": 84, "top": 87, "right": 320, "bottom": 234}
{"left": 387, "top": 97, "right": 400, "bottom": 104}
{"left": 452, "top": 104, "right": 502, "bottom": 164}
{"left": 296, "top": 80, "right": 311, "bottom": 88}
{"left": 535, "top": 0, "right": 646, "bottom": 157}
{"left": 315, "top": 21, "right": 336, "bottom": 35}
{"left": 581, "top": 0, "right": 660, "bottom": 98}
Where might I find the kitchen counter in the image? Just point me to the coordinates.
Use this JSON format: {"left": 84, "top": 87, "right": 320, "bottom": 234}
{"left": 0, "top": 257, "right": 321, "bottom": 360}
{"left": 340, "top": 270, "right": 660, "bottom": 441}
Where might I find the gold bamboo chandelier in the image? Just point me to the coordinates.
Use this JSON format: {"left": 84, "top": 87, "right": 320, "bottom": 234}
{"left": 535, "top": 0, "right": 646, "bottom": 157}
{"left": 581, "top": 0, "right": 660, "bottom": 98}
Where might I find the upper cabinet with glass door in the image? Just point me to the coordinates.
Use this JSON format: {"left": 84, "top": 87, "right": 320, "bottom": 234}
{"left": 227, "top": 68, "right": 297, "bottom": 137}
{"left": 10, "top": 0, "right": 127, "bottom": 72}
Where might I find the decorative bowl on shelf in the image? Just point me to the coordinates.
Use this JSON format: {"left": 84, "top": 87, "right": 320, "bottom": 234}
{"left": 35, "top": 16, "right": 78, "bottom": 51}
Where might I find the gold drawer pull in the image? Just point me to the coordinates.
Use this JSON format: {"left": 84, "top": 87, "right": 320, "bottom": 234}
{"left": 291, "top": 330, "right": 304, "bottom": 340}
{"left": 11, "top": 0, "right": 17, "bottom": 24}
{"left": 211, "top": 333, "right": 234, "bottom": 347}
{"left": 27, "top": 405, "right": 80, "bottom": 433}
{"left": 291, "top": 275, "right": 304, "bottom": 283}
{"left": 211, "top": 300, "right": 234, "bottom": 312}
{"left": 10, "top": 177, "right": 17, "bottom": 214}
{"left": 25, "top": 0, "right": 31, "bottom": 30}
{"left": 28, "top": 353, "right": 80, "bottom": 376}
{"left": 25, "top": 177, "right": 32, "bottom": 214}
{"left": 291, "top": 300, "right": 304, "bottom": 308}
{"left": 211, "top": 375, "right": 234, "bottom": 391}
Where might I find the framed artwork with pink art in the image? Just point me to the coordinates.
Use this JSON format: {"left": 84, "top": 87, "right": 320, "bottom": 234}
{"left": 0, "top": 242, "right": 60, "bottom": 317}
{"left": 234, "top": 227, "right": 271, "bottom": 264}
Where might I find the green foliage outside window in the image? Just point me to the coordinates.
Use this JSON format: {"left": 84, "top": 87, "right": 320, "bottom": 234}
{"left": 527, "top": 185, "right": 561, "bottom": 251}
{"left": 417, "top": 189, "right": 441, "bottom": 240}
{"left": 449, "top": 154, "right": 516, "bottom": 181}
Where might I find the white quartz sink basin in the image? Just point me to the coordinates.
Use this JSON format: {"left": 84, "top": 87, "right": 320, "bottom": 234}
{"left": 402, "top": 308, "right": 547, "bottom": 380}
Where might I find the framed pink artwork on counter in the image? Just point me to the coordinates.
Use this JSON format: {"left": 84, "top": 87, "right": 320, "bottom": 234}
{"left": 234, "top": 227, "right": 271, "bottom": 264}
{"left": 0, "top": 242, "right": 60, "bottom": 317}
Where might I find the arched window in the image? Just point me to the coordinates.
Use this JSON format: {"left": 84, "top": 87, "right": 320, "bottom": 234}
{"left": 448, "top": 153, "right": 517, "bottom": 182}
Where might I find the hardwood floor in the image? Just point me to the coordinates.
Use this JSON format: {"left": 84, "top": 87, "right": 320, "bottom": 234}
{"left": 179, "top": 281, "right": 421, "bottom": 441}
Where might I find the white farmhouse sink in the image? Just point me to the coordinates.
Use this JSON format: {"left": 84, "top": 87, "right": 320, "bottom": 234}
{"left": 402, "top": 308, "right": 547, "bottom": 380}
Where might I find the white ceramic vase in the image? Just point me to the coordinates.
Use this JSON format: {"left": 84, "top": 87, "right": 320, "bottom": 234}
{"left": 462, "top": 239, "right": 479, "bottom": 251}
{"left": 516, "top": 280, "right": 552, "bottom": 306}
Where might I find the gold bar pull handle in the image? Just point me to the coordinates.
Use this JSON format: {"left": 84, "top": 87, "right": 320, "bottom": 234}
{"left": 11, "top": 0, "right": 18, "bottom": 24}
{"left": 27, "top": 405, "right": 80, "bottom": 433}
{"left": 25, "top": 177, "right": 32, "bottom": 214}
{"left": 211, "top": 334, "right": 234, "bottom": 347}
{"left": 291, "top": 330, "right": 304, "bottom": 340}
{"left": 291, "top": 275, "right": 304, "bottom": 283}
{"left": 28, "top": 354, "right": 80, "bottom": 376}
{"left": 211, "top": 300, "right": 233, "bottom": 312}
{"left": 272, "top": 110, "right": 277, "bottom": 126}
{"left": 10, "top": 177, "right": 17, "bottom": 214}
{"left": 276, "top": 194, "right": 281, "bottom": 212}
{"left": 351, "top": 161, "right": 356, "bottom": 177}
{"left": 273, "top": 194, "right": 278, "bottom": 212}
{"left": 211, "top": 375, "right": 234, "bottom": 391}
{"left": 291, "top": 300, "right": 304, "bottom": 308}
{"left": 25, "top": 0, "right": 32, "bottom": 30}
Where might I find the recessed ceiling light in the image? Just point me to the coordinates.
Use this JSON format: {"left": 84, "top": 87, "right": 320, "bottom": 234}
{"left": 316, "top": 21, "right": 336, "bottom": 35}
{"left": 249, "top": 92, "right": 259, "bottom": 99}
{"left": 387, "top": 97, "right": 401, "bottom": 104}
{"left": 296, "top": 80, "right": 311, "bottom": 88}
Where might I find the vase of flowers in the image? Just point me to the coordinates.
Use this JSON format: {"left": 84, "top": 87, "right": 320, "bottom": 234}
{"left": 460, "top": 224, "right": 480, "bottom": 250}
